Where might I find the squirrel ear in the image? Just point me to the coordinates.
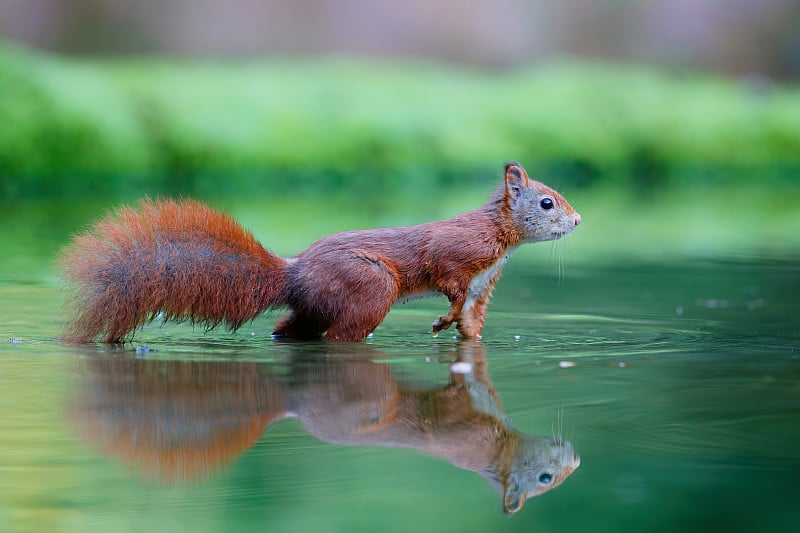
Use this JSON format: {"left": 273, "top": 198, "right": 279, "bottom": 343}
{"left": 504, "top": 161, "right": 530, "bottom": 199}
{"left": 503, "top": 477, "right": 526, "bottom": 515}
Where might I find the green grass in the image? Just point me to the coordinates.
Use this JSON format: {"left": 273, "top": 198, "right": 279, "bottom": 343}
{"left": 1, "top": 42, "right": 796, "bottom": 279}
{"left": 1, "top": 43, "right": 799, "bottom": 200}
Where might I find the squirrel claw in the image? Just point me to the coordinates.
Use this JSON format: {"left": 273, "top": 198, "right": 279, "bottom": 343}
{"left": 432, "top": 315, "right": 453, "bottom": 334}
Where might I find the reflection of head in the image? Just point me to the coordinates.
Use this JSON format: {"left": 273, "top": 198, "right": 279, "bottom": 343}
{"left": 68, "top": 346, "right": 579, "bottom": 513}
{"left": 486, "top": 435, "right": 581, "bottom": 515}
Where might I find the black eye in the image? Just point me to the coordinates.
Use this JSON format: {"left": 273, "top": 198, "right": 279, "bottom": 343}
{"left": 540, "top": 198, "right": 554, "bottom": 210}
{"left": 538, "top": 473, "right": 553, "bottom": 484}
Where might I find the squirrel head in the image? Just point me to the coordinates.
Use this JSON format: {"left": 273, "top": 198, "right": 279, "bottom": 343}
{"left": 500, "top": 162, "right": 581, "bottom": 243}
{"left": 501, "top": 435, "right": 581, "bottom": 515}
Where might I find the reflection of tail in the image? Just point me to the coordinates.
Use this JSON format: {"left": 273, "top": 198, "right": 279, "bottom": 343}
{"left": 69, "top": 358, "right": 286, "bottom": 483}
{"left": 77, "top": 410, "right": 271, "bottom": 484}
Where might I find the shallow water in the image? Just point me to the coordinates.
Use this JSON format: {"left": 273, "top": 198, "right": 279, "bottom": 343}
{"left": 1, "top": 255, "right": 798, "bottom": 532}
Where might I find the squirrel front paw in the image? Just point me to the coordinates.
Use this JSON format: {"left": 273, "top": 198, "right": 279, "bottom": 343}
{"left": 431, "top": 315, "right": 455, "bottom": 336}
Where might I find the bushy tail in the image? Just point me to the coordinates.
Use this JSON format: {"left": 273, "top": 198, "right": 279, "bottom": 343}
{"left": 60, "top": 198, "right": 288, "bottom": 343}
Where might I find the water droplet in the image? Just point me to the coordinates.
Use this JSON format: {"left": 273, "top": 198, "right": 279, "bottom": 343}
{"left": 135, "top": 345, "right": 152, "bottom": 355}
{"left": 450, "top": 361, "right": 473, "bottom": 374}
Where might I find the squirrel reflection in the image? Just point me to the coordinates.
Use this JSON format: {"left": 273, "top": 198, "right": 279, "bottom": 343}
{"left": 68, "top": 343, "right": 580, "bottom": 514}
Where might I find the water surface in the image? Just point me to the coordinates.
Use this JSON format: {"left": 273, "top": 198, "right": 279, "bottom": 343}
{"left": 1, "top": 255, "right": 798, "bottom": 532}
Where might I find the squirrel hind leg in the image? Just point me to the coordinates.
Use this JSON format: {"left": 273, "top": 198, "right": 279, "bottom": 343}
{"left": 272, "top": 310, "right": 327, "bottom": 340}
{"left": 287, "top": 251, "right": 400, "bottom": 342}
{"left": 323, "top": 274, "right": 398, "bottom": 343}
{"left": 324, "top": 307, "right": 390, "bottom": 342}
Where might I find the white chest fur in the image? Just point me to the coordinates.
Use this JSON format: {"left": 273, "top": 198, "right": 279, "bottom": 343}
{"left": 463, "top": 246, "right": 518, "bottom": 312}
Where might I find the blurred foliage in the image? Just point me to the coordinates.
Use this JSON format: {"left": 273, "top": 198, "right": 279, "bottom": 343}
{"left": 1, "top": 43, "right": 799, "bottom": 200}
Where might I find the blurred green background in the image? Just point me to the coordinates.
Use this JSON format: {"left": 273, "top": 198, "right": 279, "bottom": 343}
{"left": 1, "top": 40, "right": 799, "bottom": 278}
{"left": 1, "top": 1, "right": 799, "bottom": 272}
{"left": 2, "top": 41, "right": 800, "bottom": 199}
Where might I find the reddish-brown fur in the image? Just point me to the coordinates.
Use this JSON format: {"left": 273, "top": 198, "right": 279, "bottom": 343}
{"left": 68, "top": 344, "right": 580, "bottom": 511}
{"left": 61, "top": 198, "right": 287, "bottom": 343}
{"left": 60, "top": 162, "right": 580, "bottom": 343}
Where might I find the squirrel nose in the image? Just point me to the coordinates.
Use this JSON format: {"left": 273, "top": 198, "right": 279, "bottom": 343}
{"left": 574, "top": 213, "right": 581, "bottom": 226}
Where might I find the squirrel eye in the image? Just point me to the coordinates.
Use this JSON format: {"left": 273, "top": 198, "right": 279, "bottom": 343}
{"left": 538, "top": 473, "right": 553, "bottom": 484}
{"left": 540, "top": 198, "right": 554, "bottom": 210}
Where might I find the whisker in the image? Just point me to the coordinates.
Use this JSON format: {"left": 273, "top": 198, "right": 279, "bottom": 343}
{"left": 559, "top": 235, "right": 571, "bottom": 286}
{"left": 555, "top": 404, "right": 562, "bottom": 443}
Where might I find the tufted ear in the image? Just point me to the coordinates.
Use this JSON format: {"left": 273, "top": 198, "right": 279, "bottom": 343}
{"left": 504, "top": 161, "right": 531, "bottom": 200}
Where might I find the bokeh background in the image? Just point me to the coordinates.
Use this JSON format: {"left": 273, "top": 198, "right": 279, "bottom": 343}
{"left": 3, "top": 0, "right": 800, "bottom": 75}
{"left": 2, "top": 4, "right": 800, "bottom": 533}
{"left": 2, "top": 0, "right": 800, "bottom": 279}
{"left": 1, "top": 1, "right": 799, "bottom": 271}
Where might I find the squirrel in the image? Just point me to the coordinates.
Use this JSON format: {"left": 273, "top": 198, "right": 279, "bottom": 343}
{"left": 60, "top": 162, "right": 581, "bottom": 343}
{"left": 68, "top": 342, "right": 580, "bottom": 514}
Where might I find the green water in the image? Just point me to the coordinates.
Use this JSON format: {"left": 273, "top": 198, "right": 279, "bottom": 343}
{"left": 1, "top": 198, "right": 799, "bottom": 532}
{"left": 2, "top": 259, "right": 799, "bottom": 532}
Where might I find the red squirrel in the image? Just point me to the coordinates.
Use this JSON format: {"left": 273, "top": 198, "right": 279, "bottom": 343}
{"left": 60, "top": 162, "right": 581, "bottom": 343}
